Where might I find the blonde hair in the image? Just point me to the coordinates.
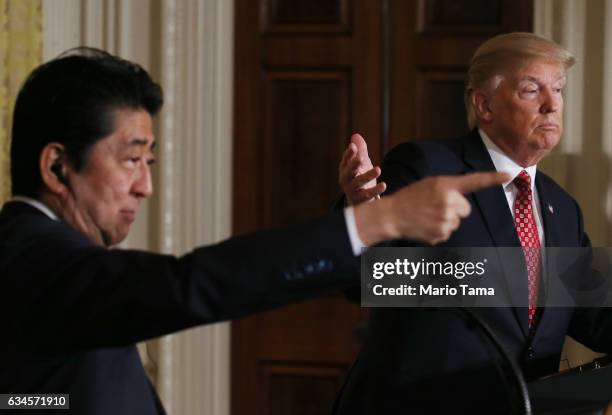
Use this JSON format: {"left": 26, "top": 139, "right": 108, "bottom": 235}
{"left": 465, "top": 32, "right": 575, "bottom": 129}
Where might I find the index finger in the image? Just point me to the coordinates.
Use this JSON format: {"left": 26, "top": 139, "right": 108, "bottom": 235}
{"left": 444, "top": 172, "right": 511, "bottom": 195}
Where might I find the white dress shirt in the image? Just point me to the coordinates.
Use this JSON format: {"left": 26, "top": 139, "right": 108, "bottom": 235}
{"left": 344, "top": 207, "right": 366, "bottom": 256}
{"left": 479, "top": 129, "right": 545, "bottom": 246}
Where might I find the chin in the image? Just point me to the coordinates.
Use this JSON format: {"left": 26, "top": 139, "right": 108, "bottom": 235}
{"left": 103, "top": 230, "right": 129, "bottom": 247}
{"left": 536, "top": 134, "right": 560, "bottom": 151}
{"left": 115, "top": 231, "right": 130, "bottom": 245}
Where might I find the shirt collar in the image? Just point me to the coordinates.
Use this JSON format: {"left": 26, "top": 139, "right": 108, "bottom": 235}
{"left": 478, "top": 128, "right": 537, "bottom": 190}
{"left": 11, "top": 196, "right": 59, "bottom": 221}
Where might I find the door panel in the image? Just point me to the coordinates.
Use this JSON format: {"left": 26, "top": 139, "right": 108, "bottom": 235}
{"left": 262, "top": 71, "right": 349, "bottom": 226}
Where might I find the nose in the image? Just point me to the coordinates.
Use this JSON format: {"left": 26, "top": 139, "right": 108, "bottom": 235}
{"left": 540, "top": 87, "right": 560, "bottom": 114}
{"left": 133, "top": 163, "right": 153, "bottom": 199}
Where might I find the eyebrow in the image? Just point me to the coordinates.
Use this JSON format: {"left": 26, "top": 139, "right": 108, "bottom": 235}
{"left": 127, "top": 138, "right": 156, "bottom": 150}
{"left": 520, "top": 75, "right": 566, "bottom": 84}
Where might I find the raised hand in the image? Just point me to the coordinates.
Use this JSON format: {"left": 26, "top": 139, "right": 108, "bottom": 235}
{"left": 338, "top": 134, "right": 386, "bottom": 206}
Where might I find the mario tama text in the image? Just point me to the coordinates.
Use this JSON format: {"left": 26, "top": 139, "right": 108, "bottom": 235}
{"left": 372, "top": 283, "right": 493, "bottom": 297}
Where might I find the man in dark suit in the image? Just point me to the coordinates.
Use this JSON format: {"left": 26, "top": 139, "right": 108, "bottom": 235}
{"left": 0, "top": 48, "right": 507, "bottom": 414}
{"left": 334, "top": 32, "right": 612, "bottom": 413}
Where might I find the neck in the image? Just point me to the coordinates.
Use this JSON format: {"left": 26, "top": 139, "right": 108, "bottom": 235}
{"left": 39, "top": 190, "right": 107, "bottom": 247}
{"left": 38, "top": 192, "right": 66, "bottom": 220}
{"left": 479, "top": 127, "right": 544, "bottom": 167}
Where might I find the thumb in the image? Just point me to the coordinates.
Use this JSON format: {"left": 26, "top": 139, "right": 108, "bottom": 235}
{"left": 351, "top": 133, "right": 369, "bottom": 158}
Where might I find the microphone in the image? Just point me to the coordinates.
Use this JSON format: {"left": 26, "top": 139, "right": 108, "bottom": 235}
{"left": 452, "top": 307, "right": 532, "bottom": 415}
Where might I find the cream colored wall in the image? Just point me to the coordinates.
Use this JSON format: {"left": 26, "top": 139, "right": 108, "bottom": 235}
{"left": 42, "top": 1, "right": 233, "bottom": 414}
{"left": 0, "top": 0, "right": 42, "bottom": 204}
{"left": 535, "top": 0, "right": 612, "bottom": 367}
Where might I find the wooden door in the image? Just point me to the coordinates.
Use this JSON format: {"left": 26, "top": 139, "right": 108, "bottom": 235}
{"left": 232, "top": 1, "right": 532, "bottom": 414}
{"left": 232, "top": 1, "right": 380, "bottom": 415}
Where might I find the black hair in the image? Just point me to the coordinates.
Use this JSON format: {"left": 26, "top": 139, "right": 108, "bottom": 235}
{"left": 10, "top": 47, "right": 163, "bottom": 197}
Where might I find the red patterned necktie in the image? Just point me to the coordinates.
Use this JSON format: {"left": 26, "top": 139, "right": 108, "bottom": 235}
{"left": 513, "top": 170, "right": 541, "bottom": 328}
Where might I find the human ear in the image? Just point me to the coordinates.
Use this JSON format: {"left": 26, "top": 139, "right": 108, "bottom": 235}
{"left": 40, "top": 143, "right": 69, "bottom": 194}
{"left": 473, "top": 91, "right": 494, "bottom": 124}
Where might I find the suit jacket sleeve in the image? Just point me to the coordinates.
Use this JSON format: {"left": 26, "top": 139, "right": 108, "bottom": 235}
{"left": 6, "top": 210, "right": 358, "bottom": 353}
{"left": 566, "top": 199, "right": 612, "bottom": 353}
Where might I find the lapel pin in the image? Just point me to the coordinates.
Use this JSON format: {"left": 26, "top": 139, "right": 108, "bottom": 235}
{"left": 548, "top": 204, "right": 554, "bottom": 214}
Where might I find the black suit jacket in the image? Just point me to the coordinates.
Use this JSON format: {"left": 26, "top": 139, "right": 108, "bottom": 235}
{"left": 334, "top": 130, "right": 612, "bottom": 414}
{"left": 0, "top": 201, "right": 359, "bottom": 414}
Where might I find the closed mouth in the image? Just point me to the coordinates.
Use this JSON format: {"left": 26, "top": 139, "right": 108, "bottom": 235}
{"left": 538, "top": 123, "right": 558, "bottom": 130}
{"left": 120, "top": 209, "right": 137, "bottom": 221}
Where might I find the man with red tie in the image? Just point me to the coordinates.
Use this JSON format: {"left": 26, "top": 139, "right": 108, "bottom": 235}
{"left": 334, "top": 32, "right": 612, "bottom": 414}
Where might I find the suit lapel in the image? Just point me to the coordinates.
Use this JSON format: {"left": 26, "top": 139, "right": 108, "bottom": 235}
{"left": 535, "top": 176, "right": 561, "bottom": 247}
{"left": 531, "top": 174, "right": 564, "bottom": 339}
{"left": 461, "top": 131, "right": 529, "bottom": 337}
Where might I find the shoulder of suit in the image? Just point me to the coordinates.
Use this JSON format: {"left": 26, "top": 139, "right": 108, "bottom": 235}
{"left": 383, "top": 135, "right": 468, "bottom": 176}
{"left": 0, "top": 202, "right": 96, "bottom": 250}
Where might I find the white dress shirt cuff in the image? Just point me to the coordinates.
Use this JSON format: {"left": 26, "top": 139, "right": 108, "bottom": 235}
{"left": 344, "top": 207, "right": 367, "bottom": 256}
